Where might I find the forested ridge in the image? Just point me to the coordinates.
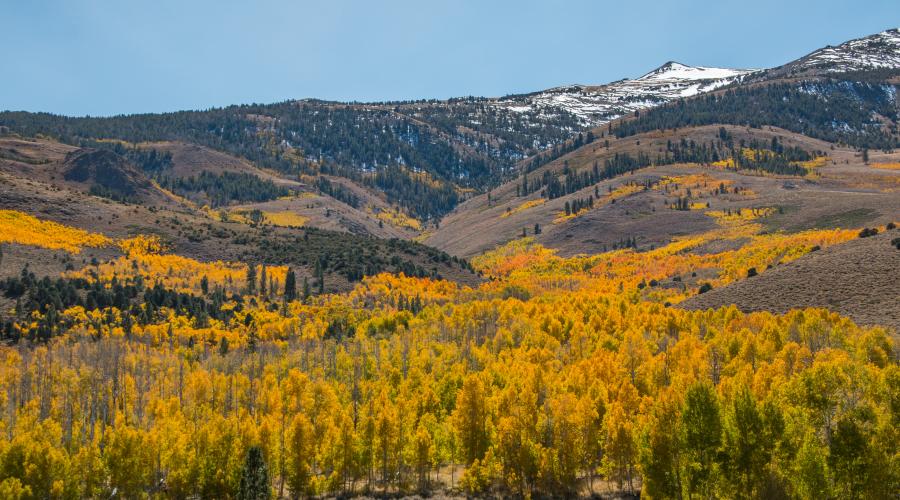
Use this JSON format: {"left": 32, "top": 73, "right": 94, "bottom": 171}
{"left": 613, "top": 77, "right": 900, "bottom": 150}
{"left": 0, "top": 100, "right": 584, "bottom": 220}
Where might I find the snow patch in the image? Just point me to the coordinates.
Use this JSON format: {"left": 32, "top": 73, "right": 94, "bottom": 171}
{"left": 792, "top": 28, "right": 900, "bottom": 73}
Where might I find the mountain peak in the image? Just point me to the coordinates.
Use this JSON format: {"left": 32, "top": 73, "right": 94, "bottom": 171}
{"left": 646, "top": 60, "right": 692, "bottom": 73}
{"left": 639, "top": 61, "right": 753, "bottom": 82}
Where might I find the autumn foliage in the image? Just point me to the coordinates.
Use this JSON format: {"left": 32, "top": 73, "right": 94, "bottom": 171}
{"left": 0, "top": 211, "right": 895, "bottom": 498}
{"left": 0, "top": 209, "right": 112, "bottom": 253}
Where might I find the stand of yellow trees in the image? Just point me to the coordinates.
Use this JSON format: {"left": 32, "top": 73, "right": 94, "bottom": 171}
{"left": 0, "top": 210, "right": 895, "bottom": 498}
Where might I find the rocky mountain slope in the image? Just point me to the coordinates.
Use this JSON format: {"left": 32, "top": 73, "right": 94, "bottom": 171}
{"left": 777, "top": 27, "right": 900, "bottom": 75}
{"left": 495, "top": 62, "right": 756, "bottom": 126}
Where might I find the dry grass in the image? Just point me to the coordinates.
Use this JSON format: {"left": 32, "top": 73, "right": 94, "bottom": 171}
{"left": 680, "top": 230, "right": 900, "bottom": 331}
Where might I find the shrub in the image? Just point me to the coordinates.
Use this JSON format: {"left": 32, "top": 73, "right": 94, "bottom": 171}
{"left": 858, "top": 227, "right": 878, "bottom": 238}
{"left": 747, "top": 267, "right": 758, "bottom": 277}
{"left": 886, "top": 222, "right": 896, "bottom": 230}
{"left": 698, "top": 283, "right": 713, "bottom": 294}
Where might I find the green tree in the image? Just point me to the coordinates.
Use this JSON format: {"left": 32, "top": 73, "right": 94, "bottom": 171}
{"left": 286, "top": 415, "right": 313, "bottom": 498}
{"left": 640, "top": 399, "right": 682, "bottom": 499}
{"left": 284, "top": 268, "right": 297, "bottom": 301}
{"left": 260, "top": 264, "right": 268, "bottom": 297}
{"left": 248, "top": 209, "right": 264, "bottom": 226}
{"left": 238, "top": 446, "right": 271, "bottom": 500}
{"left": 247, "top": 264, "right": 257, "bottom": 295}
{"left": 827, "top": 407, "right": 892, "bottom": 498}
{"left": 792, "top": 431, "right": 831, "bottom": 499}
{"left": 681, "top": 382, "right": 721, "bottom": 498}
{"left": 720, "top": 387, "right": 781, "bottom": 497}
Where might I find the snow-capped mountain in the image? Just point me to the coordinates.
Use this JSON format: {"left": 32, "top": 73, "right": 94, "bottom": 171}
{"left": 492, "top": 29, "right": 900, "bottom": 129}
{"left": 783, "top": 28, "right": 900, "bottom": 74}
{"left": 496, "top": 62, "right": 757, "bottom": 127}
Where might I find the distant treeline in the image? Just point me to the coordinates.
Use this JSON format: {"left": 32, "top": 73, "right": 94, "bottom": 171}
{"left": 159, "top": 171, "right": 292, "bottom": 207}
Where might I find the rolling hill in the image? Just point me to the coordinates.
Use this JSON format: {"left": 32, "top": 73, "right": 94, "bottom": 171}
{"left": 2, "top": 28, "right": 893, "bottom": 227}
{"left": 0, "top": 27, "right": 898, "bottom": 320}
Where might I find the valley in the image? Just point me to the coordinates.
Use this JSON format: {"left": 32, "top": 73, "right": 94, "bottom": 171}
{"left": 0, "top": 25, "right": 897, "bottom": 500}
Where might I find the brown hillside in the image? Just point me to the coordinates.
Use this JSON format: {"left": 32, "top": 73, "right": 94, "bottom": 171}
{"left": 0, "top": 136, "right": 182, "bottom": 208}
{"left": 62, "top": 148, "right": 162, "bottom": 202}
{"left": 0, "top": 169, "right": 479, "bottom": 292}
{"left": 144, "top": 141, "right": 418, "bottom": 238}
{"left": 679, "top": 230, "right": 900, "bottom": 331}
{"left": 0, "top": 137, "right": 421, "bottom": 239}
{"left": 426, "top": 125, "right": 900, "bottom": 257}
{"left": 139, "top": 141, "right": 303, "bottom": 188}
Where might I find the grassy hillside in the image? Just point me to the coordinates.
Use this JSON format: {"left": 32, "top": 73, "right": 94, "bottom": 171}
{"left": 680, "top": 227, "right": 900, "bottom": 329}
{"left": 0, "top": 168, "right": 479, "bottom": 295}
{"left": 425, "top": 123, "right": 900, "bottom": 257}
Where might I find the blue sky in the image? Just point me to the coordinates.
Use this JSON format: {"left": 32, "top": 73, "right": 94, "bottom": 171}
{"left": 2, "top": 0, "right": 896, "bottom": 116}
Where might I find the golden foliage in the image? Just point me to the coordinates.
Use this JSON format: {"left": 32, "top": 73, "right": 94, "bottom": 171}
{"left": 371, "top": 206, "right": 422, "bottom": 230}
{"left": 870, "top": 161, "right": 900, "bottom": 170}
{"left": 68, "top": 247, "right": 288, "bottom": 295}
{"left": 0, "top": 209, "right": 112, "bottom": 253}
{"left": 262, "top": 211, "right": 308, "bottom": 228}
{"left": 501, "top": 198, "right": 545, "bottom": 218}
{"left": 118, "top": 234, "right": 166, "bottom": 256}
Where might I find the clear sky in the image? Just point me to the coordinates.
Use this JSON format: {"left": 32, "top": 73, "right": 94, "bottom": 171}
{"left": 2, "top": 0, "right": 896, "bottom": 116}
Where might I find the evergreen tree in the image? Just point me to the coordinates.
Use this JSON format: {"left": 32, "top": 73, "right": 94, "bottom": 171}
{"left": 247, "top": 264, "right": 257, "bottom": 295}
{"left": 314, "top": 258, "right": 325, "bottom": 294}
{"left": 259, "top": 264, "right": 268, "bottom": 297}
{"left": 284, "top": 268, "right": 297, "bottom": 301}
{"left": 238, "top": 446, "right": 270, "bottom": 500}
